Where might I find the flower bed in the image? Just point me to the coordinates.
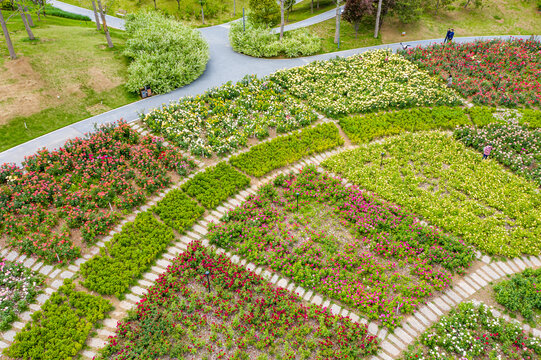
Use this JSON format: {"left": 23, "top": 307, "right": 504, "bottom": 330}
{"left": 493, "top": 268, "right": 541, "bottom": 325}
{"left": 455, "top": 122, "right": 541, "bottom": 186}
{"left": 269, "top": 50, "right": 462, "bottom": 117}
{"left": 142, "top": 75, "right": 318, "bottom": 157}
{"left": 0, "top": 259, "right": 44, "bottom": 331}
{"left": 181, "top": 162, "right": 250, "bottom": 209}
{"left": 208, "top": 167, "right": 473, "bottom": 329}
{"left": 323, "top": 131, "right": 541, "bottom": 257}
{"left": 403, "top": 302, "right": 541, "bottom": 360}
{"left": 79, "top": 211, "right": 175, "bottom": 298}
{"left": 229, "top": 123, "right": 344, "bottom": 177}
{"left": 96, "top": 242, "right": 379, "bottom": 359}
{"left": 0, "top": 121, "right": 195, "bottom": 264}
{"left": 400, "top": 39, "right": 541, "bottom": 108}
{"left": 152, "top": 189, "right": 204, "bottom": 233}
{"left": 340, "top": 107, "right": 470, "bottom": 144}
{"left": 4, "top": 279, "right": 111, "bottom": 360}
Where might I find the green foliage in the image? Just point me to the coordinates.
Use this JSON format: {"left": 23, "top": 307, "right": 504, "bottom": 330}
{"left": 4, "top": 279, "right": 111, "bottom": 360}
{"left": 521, "top": 109, "right": 541, "bottom": 128}
{"left": 248, "top": 0, "right": 280, "bottom": 25}
{"left": 43, "top": 5, "right": 91, "bottom": 20}
{"left": 230, "top": 123, "right": 344, "bottom": 177}
{"left": 123, "top": 11, "right": 209, "bottom": 94}
{"left": 229, "top": 20, "right": 321, "bottom": 58}
{"left": 323, "top": 131, "right": 541, "bottom": 257}
{"left": 0, "top": 260, "right": 45, "bottom": 331}
{"left": 152, "top": 189, "right": 204, "bottom": 232}
{"left": 403, "top": 302, "right": 541, "bottom": 359}
{"left": 466, "top": 106, "right": 499, "bottom": 127}
{"left": 181, "top": 162, "right": 250, "bottom": 209}
{"left": 493, "top": 268, "right": 541, "bottom": 324}
{"left": 340, "top": 106, "right": 470, "bottom": 143}
{"left": 393, "top": 0, "right": 423, "bottom": 23}
{"left": 80, "top": 211, "right": 175, "bottom": 298}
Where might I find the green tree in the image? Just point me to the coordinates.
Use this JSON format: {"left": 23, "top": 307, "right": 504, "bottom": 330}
{"left": 393, "top": 0, "right": 422, "bottom": 23}
{"left": 342, "top": 0, "right": 372, "bottom": 38}
{"left": 249, "top": 0, "right": 280, "bottom": 26}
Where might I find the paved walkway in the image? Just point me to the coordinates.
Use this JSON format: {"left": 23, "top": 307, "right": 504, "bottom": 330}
{"left": 0, "top": 1, "right": 536, "bottom": 165}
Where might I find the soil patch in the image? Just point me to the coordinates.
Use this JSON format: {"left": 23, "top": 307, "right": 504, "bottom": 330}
{"left": 0, "top": 57, "right": 53, "bottom": 124}
{"left": 87, "top": 66, "right": 122, "bottom": 92}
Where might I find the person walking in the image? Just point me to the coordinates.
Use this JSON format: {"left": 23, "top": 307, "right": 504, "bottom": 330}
{"left": 443, "top": 28, "right": 451, "bottom": 43}
{"left": 483, "top": 143, "right": 492, "bottom": 159}
{"left": 447, "top": 74, "right": 453, "bottom": 88}
{"left": 448, "top": 28, "right": 455, "bottom": 43}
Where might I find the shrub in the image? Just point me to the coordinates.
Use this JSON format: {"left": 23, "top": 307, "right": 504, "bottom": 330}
{"left": 79, "top": 211, "right": 175, "bottom": 298}
{"left": 43, "top": 5, "right": 91, "bottom": 20}
{"left": 123, "top": 11, "right": 209, "bottom": 94}
{"left": 248, "top": 0, "right": 280, "bottom": 26}
{"left": 229, "top": 20, "right": 321, "bottom": 58}
{"left": 493, "top": 268, "right": 541, "bottom": 323}
{"left": 152, "top": 189, "right": 204, "bottom": 232}
{"left": 4, "top": 279, "right": 111, "bottom": 360}
{"left": 142, "top": 75, "right": 318, "bottom": 157}
{"left": 181, "top": 162, "right": 250, "bottom": 209}
{"left": 96, "top": 242, "right": 380, "bottom": 359}
{"left": 340, "top": 107, "right": 470, "bottom": 143}
{"left": 521, "top": 109, "right": 541, "bottom": 128}
{"left": 323, "top": 131, "right": 541, "bottom": 257}
{"left": 230, "top": 123, "right": 344, "bottom": 177}
{"left": 403, "top": 302, "right": 541, "bottom": 359}
{"left": 0, "top": 260, "right": 44, "bottom": 331}
{"left": 466, "top": 106, "right": 499, "bottom": 127}
{"left": 209, "top": 167, "right": 473, "bottom": 329}
{"left": 270, "top": 50, "right": 462, "bottom": 117}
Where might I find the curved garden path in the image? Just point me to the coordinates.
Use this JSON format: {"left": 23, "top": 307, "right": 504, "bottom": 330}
{"left": 0, "top": 0, "right": 535, "bottom": 165}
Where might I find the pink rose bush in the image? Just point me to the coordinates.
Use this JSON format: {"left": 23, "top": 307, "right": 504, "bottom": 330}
{"left": 0, "top": 121, "right": 195, "bottom": 263}
{"left": 97, "top": 241, "right": 379, "bottom": 359}
{"left": 208, "top": 167, "right": 473, "bottom": 329}
{"left": 401, "top": 39, "right": 541, "bottom": 108}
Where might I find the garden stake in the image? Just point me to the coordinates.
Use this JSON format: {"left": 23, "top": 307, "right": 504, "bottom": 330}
{"left": 296, "top": 192, "right": 299, "bottom": 211}
{"left": 205, "top": 271, "right": 211, "bottom": 292}
{"left": 380, "top": 152, "right": 385, "bottom": 167}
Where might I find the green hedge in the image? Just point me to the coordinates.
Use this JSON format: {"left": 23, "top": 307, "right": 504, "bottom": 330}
{"left": 493, "top": 268, "right": 541, "bottom": 324}
{"left": 181, "top": 162, "right": 250, "bottom": 209}
{"left": 520, "top": 109, "right": 541, "bottom": 128}
{"left": 230, "top": 123, "right": 344, "bottom": 177}
{"left": 43, "top": 5, "right": 91, "bottom": 21}
{"left": 229, "top": 20, "right": 321, "bottom": 58}
{"left": 80, "top": 211, "right": 175, "bottom": 298}
{"left": 152, "top": 189, "right": 204, "bottom": 232}
{"left": 124, "top": 11, "right": 209, "bottom": 94}
{"left": 339, "top": 107, "right": 470, "bottom": 144}
{"left": 466, "top": 106, "right": 498, "bottom": 127}
{"left": 3, "top": 279, "right": 111, "bottom": 360}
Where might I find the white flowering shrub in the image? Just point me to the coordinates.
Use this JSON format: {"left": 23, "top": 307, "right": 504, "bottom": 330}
{"left": 123, "top": 12, "right": 209, "bottom": 94}
{"left": 270, "top": 50, "right": 463, "bottom": 117}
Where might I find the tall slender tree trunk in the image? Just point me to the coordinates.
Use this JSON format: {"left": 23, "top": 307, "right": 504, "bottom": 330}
{"left": 334, "top": 2, "right": 340, "bottom": 43}
{"left": 0, "top": 9, "right": 16, "bottom": 59}
{"left": 317, "top": 0, "right": 320, "bottom": 9}
{"left": 153, "top": 0, "right": 156, "bottom": 9}
{"left": 233, "top": 0, "right": 236, "bottom": 15}
{"left": 96, "top": 0, "right": 113, "bottom": 48}
{"left": 91, "top": 0, "right": 101, "bottom": 30}
{"left": 310, "top": 0, "right": 313, "bottom": 13}
{"left": 279, "top": 0, "right": 284, "bottom": 41}
{"left": 24, "top": 6, "right": 34, "bottom": 26}
{"left": 354, "top": 22, "right": 358, "bottom": 39}
{"left": 17, "top": 2, "right": 34, "bottom": 40}
{"left": 434, "top": 0, "right": 440, "bottom": 15}
{"left": 374, "top": 0, "right": 383, "bottom": 38}
{"left": 463, "top": 0, "right": 471, "bottom": 7}
{"left": 201, "top": 4, "right": 205, "bottom": 24}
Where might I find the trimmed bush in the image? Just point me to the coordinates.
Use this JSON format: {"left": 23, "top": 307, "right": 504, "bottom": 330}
{"left": 181, "top": 162, "right": 250, "bottom": 209}
{"left": 152, "top": 189, "right": 204, "bottom": 233}
{"left": 493, "top": 268, "right": 541, "bottom": 324}
{"left": 123, "top": 11, "right": 209, "bottom": 94}
{"left": 230, "top": 123, "right": 344, "bottom": 177}
{"left": 340, "top": 107, "right": 470, "bottom": 144}
{"left": 79, "top": 211, "right": 175, "bottom": 298}
{"left": 229, "top": 20, "right": 321, "bottom": 58}
{"left": 4, "top": 279, "right": 111, "bottom": 360}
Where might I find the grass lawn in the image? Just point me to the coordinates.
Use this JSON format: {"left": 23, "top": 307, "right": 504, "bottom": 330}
{"left": 61, "top": 0, "right": 243, "bottom": 26}
{"left": 0, "top": 14, "right": 137, "bottom": 152}
{"left": 305, "top": 0, "right": 540, "bottom": 53}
